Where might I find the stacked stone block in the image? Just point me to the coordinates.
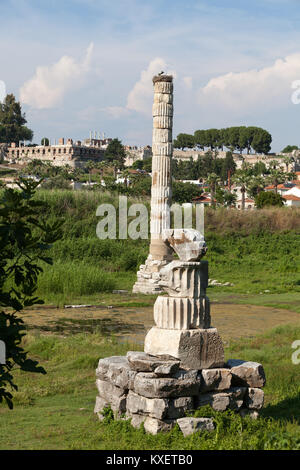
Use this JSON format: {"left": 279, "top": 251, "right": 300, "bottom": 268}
{"left": 94, "top": 352, "right": 266, "bottom": 435}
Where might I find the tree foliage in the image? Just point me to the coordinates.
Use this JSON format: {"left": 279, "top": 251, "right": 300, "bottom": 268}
{"left": 0, "top": 180, "right": 62, "bottom": 408}
{"left": 255, "top": 191, "right": 284, "bottom": 208}
{"left": 0, "top": 94, "right": 33, "bottom": 144}
{"left": 174, "top": 126, "right": 272, "bottom": 154}
{"left": 104, "top": 138, "right": 126, "bottom": 167}
{"left": 281, "top": 145, "right": 298, "bottom": 153}
{"left": 173, "top": 133, "right": 194, "bottom": 150}
{"left": 172, "top": 181, "right": 203, "bottom": 204}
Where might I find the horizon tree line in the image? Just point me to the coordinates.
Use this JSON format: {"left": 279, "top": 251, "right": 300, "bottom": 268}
{"left": 174, "top": 126, "right": 273, "bottom": 155}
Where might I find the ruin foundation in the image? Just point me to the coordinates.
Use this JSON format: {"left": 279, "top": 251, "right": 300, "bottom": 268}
{"left": 94, "top": 75, "right": 266, "bottom": 435}
{"left": 94, "top": 353, "right": 266, "bottom": 435}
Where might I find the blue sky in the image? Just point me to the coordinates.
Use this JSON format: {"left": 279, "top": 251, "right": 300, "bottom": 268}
{"left": 1, "top": 0, "right": 300, "bottom": 151}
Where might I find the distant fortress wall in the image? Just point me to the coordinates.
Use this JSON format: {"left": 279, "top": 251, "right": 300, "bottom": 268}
{"left": 6, "top": 137, "right": 108, "bottom": 168}
{"left": 173, "top": 149, "right": 295, "bottom": 171}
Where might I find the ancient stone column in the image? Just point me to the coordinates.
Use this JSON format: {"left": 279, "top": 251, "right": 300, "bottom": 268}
{"left": 149, "top": 75, "right": 173, "bottom": 261}
{"left": 133, "top": 75, "right": 174, "bottom": 294}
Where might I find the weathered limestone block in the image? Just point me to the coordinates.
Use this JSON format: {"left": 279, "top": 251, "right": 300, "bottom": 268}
{"left": 133, "top": 369, "right": 200, "bottom": 398}
{"left": 245, "top": 388, "right": 264, "bottom": 410}
{"left": 95, "top": 379, "right": 126, "bottom": 414}
{"left": 94, "top": 395, "right": 126, "bottom": 419}
{"left": 96, "top": 356, "right": 136, "bottom": 390}
{"left": 96, "top": 378, "right": 125, "bottom": 398}
{"left": 144, "top": 327, "right": 224, "bottom": 370}
{"left": 197, "top": 392, "right": 230, "bottom": 411}
{"left": 154, "top": 362, "right": 180, "bottom": 376}
{"left": 158, "top": 260, "right": 208, "bottom": 298}
{"left": 153, "top": 296, "right": 210, "bottom": 329}
{"left": 126, "top": 391, "right": 194, "bottom": 420}
{"left": 177, "top": 417, "right": 215, "bottom": 436}
{"left": 227, "top": 359, "right": 266, "bottom": 388}
{"left": 152, "top": 128, "right": 172, "bottom": 143}
{"left": 96, "top": 379, "right": 127, "bottom": 413}
{"left": 143, "top": 417, "right": 176, "bottom": 435}
{"left": 154, "top": 92, "right": 173, "bottom": 104}
{"left": 153, "top": 80, "right": 173, "bottom": 94}
{"left": 126, "top": 391, "right": 169, "bottom": 420}
{"left": 162, "top": 229, "right": 207, "bottom": 262}
{"left": 126, "top": 351, "right": 179, "bottom": 373}
{"left": 153, "top": 116, "right": 173, "bottom": 129}
{"left": 152, "top": 102, "right": 173, "bottom": 117}
{"left": 167, "top": 396, "right": 194, "bottom": 419}
{"left": 196, "top": 387, "right": 247, "bottom": 412}
{"left": 128, "top": 413, "right": 146, "bottom": 429}
{"left": 200, "top": 368, "right": 232, "bottom": 392}
{"left": 94, "top": 396, "right": 109, "bottom": 420}
{"left": 152, "top": 142, "right": 173, "bottom": 156}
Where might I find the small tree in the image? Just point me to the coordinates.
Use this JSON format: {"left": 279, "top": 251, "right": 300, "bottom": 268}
{"left": 41, "top": 137, "right": 49, "bottom": 146}
{"left": 281, "top": 145, "right": 298, "bottom": 153}
{"left": 104, "top": 138, "right": 126, "bottom": 168}
{"left": 255, "top": 191, "right": 283, "bottom": 208}
{"left": 0, "top": 180, "right": 62, "bottom": 408}
{"left": 0, "top": 94, "right": 33, "bottom": 144}
{"left": 232, "top": 170, "right": 252, "bottom": 210}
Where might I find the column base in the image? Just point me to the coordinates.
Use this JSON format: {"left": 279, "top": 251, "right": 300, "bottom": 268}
{"left": 144, "top": 326, "right": 224, "bottom": 370}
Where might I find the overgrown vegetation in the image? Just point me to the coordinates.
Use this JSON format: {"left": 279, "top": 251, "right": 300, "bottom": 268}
{"left": 0, "top": 180, "right": 61, "bottom": 408}
{"left": 7, "top": 191, "right": 293, "bottom": 304}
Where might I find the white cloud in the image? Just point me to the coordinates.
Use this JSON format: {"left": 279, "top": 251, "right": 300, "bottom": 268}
{"left": 182, "top": 76, "right": 193, "bottom": 89}
{"left": 20, "top": 43, "right": 94, "bottom": 109}
{"left": 0, "top": 80, "right": 6, "bottom": 102}
{"left": 100, "top": 58, "right": 177, "bottom": 120}
{"left": 126, "top": 58, "right": 176, "bottom": 114}
{"left": 197, "top": 53, "right": 300, "bottom": 112}
{"left": 105, "top": 106, "right": 131, "bottom": 119}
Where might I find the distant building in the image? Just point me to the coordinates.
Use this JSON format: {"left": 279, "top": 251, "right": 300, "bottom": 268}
{"left": 124, "top": 146, "right": 152, "bottom": 167}
{"left": 236, "top": 198, "right": 255, "bottom": 210}
{"left": 192, "top": 193, "right": 215, "bottom": 206}
{"left": 6, "top": 137, "right": 108, "bottom": 168}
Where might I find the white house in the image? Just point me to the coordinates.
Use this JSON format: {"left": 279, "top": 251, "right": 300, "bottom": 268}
{"left": 282, "top": 186, "right": 300, "bottom": 207}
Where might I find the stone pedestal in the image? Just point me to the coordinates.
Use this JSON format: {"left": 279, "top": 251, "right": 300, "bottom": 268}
{"left": 144, "top": 327, "right": 224, "bottom": 370}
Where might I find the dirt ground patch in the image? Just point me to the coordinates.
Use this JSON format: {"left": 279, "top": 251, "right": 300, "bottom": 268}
{"left": 22, "top": 302, "right": 300, "bottom": 345}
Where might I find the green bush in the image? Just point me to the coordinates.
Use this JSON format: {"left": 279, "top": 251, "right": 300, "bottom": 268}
{"left": 255, "top": 191, "right": 284, "bottom": 208}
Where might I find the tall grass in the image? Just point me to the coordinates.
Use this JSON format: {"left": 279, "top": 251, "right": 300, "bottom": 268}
{"left": 4, "top": 189, "right": 299, "bottom": 303}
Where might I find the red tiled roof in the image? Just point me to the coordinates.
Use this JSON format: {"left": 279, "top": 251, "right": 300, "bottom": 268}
{"left": 192, "top": 195, "right": 215, "bottom": 203}
{"left": 237, "top": 198, "right": 255, "bottom": 203}
{"left": 282, "top": 194, "right": 300, "bottom": 201}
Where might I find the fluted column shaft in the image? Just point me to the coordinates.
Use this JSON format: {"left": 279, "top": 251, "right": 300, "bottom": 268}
{"left": 150, "top": 76, "right": 173, "bottom": 260}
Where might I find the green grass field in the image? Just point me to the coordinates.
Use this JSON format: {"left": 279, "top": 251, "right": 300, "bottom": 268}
{"left": 1, "top": 189, "right": 300, "bottom": 450}
{"left": 19, "top": 190, "right": 299, "bottom": 306}
{"left": 0, "top": 325, "right": 300, "bottom": 450}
